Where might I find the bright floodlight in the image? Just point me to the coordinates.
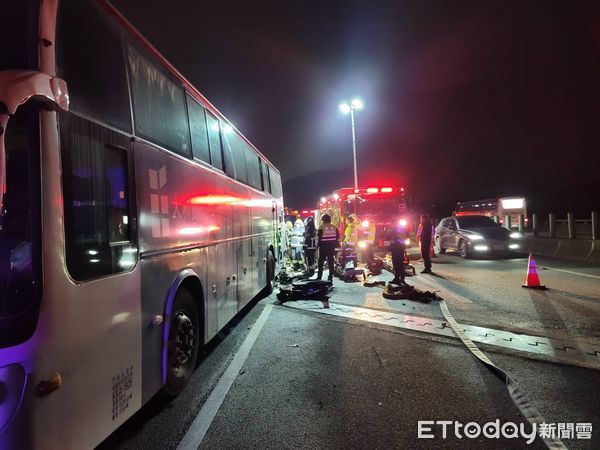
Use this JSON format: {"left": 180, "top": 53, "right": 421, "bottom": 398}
{"left": 339, "top": 102, "right": 351, "bottom": 115}
{"left": 351, "top": 98, "right": 364, "bottom": 110}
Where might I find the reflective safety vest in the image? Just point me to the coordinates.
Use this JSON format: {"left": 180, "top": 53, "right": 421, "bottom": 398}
{"left": 344, "top": 222, "right": 358, "bottom": 244}
{"left": 321, "top": 223, "right": 338, "bottom": 241}
{"left": 365, "top": 222, "right": 376, "bottom": 242}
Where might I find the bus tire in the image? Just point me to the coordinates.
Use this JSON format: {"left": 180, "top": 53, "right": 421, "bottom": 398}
{"left": 164, "top": 288, "right": 200, "bottom": 397}
{"left": 434, "top": 237, "right": 446, "bottom": 254}
{"left": 265, "top": 249, "right": 275, "bottom": 295}
{"left": 458, "top": 239, "right": 470, "bottom": 259}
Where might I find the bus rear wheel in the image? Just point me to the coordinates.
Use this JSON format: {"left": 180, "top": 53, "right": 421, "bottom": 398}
{"left": 164, "top": 288, "right": 199, "bottom": 397}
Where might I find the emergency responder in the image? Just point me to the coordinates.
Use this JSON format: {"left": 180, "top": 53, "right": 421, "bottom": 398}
{"left": 361, "top": 216, "right": 377, "bottom": 264}
{"left": 388, "top": 220, "right": 408, "bottom": 284}
{"left": 290, "top": 218, "right": 305, "bottom": 260}
{"left": 416, "top": 214, "right": 434, "bottom": 274}
{"left": 316, "top": 214, "right": 340, "bottom": 282}
{"left": 303, "top": 216, "right": 317, "bottom": 275}
{"left": 284, "top": 220, "right": 293, "bottom": 258}
{"left": 344, "top": 213, "right": 359, "bottom": 245}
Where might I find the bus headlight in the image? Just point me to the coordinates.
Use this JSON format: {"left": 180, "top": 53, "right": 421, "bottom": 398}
{"left": 0, "top": 364, "right": 27, "bottom": 432}
{"left": 510, "top": 232, "right": 523, "bottom": 239}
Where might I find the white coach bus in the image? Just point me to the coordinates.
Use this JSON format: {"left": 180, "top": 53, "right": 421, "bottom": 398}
{"left": 0, "top": 1, "right": 284, "bottom": 448}
{"left": 454, "top": 197, "right": 527, "bottom": 228}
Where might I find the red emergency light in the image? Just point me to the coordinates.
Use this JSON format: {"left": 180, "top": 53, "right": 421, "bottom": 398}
{"left": 380, "top": 187, "right": 393, "bottom": 193}
{"left": 366, "top": 187, "right": 379, "bottom": 193}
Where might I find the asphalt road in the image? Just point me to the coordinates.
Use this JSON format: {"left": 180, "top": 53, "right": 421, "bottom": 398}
{"left": 98, "top": 252, "right": 600, "bottom": 449}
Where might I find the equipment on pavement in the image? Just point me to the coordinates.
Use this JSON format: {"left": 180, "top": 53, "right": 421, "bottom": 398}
{"left": 334, "top": 245, "right": 365, "bottom": 282}
{"left": 277, "top": 279, "right": 333, "bottom": 302}
{"left": 521, "top": 253, "right": 547, "bottom": 289}
{"left": 382, "top": 283, "right": 440, "bottom": 301}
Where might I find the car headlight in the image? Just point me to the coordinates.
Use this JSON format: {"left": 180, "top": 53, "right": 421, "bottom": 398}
{"left": 510, "top": 232, "right": 522, "bottom": 239}
{"left": 404, "top": 238, "right": 411, "bottom": 246}
{"left": 468, "top": 234, "right": 484, "bottom": 241}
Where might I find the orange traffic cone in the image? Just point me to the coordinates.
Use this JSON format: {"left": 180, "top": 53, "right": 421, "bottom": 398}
{"left": 522, "top": 253, "right": 547, "bottom": 289}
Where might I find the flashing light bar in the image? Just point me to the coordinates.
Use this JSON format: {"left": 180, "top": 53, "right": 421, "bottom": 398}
{"left": 381, "top": 187, "right": 393, "bottom": 193}
{"left": 366, "top": 187, "right": 379, "bottom": 193}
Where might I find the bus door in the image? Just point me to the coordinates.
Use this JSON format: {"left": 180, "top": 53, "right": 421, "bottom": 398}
{"left": 217, "top": 206, "right": 236, "bottom": 330}
{"left": 272, "top": 200, "right": 281, "bottom": 260}
{"left": 52, "top": 112, "right": 142, "bottom": 443}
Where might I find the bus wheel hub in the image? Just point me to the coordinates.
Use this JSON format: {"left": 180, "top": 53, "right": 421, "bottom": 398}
{"left": 172, "top": 312, "right": 195, "bottom": 366}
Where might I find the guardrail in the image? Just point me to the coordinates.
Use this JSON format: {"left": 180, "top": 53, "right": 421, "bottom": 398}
{"left": 531, "top": 212, "right": 599, "bottom": 240}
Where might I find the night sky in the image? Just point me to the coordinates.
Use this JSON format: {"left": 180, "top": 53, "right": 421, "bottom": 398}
{"left": 112, "top": 0, "right": 600, "bottom": 216}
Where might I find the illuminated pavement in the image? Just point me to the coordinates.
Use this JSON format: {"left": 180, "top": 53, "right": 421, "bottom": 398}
{"left": 99, "top": 254, "right": 600, "bottom": 449}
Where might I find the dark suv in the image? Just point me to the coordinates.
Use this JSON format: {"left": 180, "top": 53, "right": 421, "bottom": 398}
{"left": 434, "top": 215, "right": 523, "bottom": 258}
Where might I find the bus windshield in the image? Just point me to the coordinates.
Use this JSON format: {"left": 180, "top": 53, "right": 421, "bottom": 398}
{"left": 0, "top": 1, "right": 39, "bottom": 71}
{"left": 0, "top": 104, "right": 40, "bottom": 347}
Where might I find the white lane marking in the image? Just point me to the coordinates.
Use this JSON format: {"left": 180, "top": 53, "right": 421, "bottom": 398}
{"left": 177, "top": 302, "right": 274, "bottom": 450}
{"left": 413, "top": 275, "right": 474, "bottom": 304}
{"left": 541, "top": 266, "right": 600, "bottom": 281}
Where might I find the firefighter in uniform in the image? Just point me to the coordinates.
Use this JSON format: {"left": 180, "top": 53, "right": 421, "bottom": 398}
{"left": 389, "top": 220, "right": 408, "bottom": 284}
{"left": 303, "top": 216, "right": 317, "bottom": 275}
{"left": 316, "top": 214, "right": 340, "bottom": 282}
{"left": 339, "top": 213, "right": 359, "bottom": 268}
{"left": 344, "top": 213, "right": 359, "bottom": 245}
{"left": 417, "top": 214, "right": 434, "bottom": 274}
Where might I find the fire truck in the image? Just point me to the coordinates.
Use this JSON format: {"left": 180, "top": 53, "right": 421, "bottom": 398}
{"left": 317, "top": 186, "right": 410, "bottom": 253}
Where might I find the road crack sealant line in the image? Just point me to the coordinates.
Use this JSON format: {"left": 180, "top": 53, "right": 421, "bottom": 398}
{"left": 439, "top": 300, "right": 566, "bottom": 450}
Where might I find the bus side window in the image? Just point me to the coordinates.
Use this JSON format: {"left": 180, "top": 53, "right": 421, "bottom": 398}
{"left": 263, "top": 164, "right": 272, "bottom": 194}
{"left": 56, "top": 0, "right": 131, "bottom": 132}
{"left": 61, "top": 115, "right": 135, "bottom": 281}
{"left": 245, "top": 147, "right": 262, "bottom": 190}
{"left": 269, "top": 169, "right": 282, "bottom": 198}
{"left": 205, "top": 112, "right": 223, "bottom": 170}
{"left": 127, "top": 43, "right": 191, "bottom": 158}
{"left": 186, "top": 94, "right": 211, "bottom": 165}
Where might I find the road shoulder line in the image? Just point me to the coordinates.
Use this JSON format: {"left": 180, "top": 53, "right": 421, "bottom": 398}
{"left": 177, "top": 302, "right": 274, "bottom": 450}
